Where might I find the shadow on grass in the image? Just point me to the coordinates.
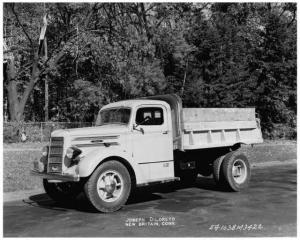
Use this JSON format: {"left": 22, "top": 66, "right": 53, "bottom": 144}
{"left": 26, "top": 176, "right": 223, "bottom": 213}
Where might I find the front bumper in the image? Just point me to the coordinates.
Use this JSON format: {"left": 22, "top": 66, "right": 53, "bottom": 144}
{"left": 31, "top": 169, "right": 80, "bottom": 182}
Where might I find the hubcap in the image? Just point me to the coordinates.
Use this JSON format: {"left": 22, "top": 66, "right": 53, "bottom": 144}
{"left": 97, "top": 170, "right": 123, "bottom": 202}
{"left": 232, "top": 159, "right": 247, "bottom": 184}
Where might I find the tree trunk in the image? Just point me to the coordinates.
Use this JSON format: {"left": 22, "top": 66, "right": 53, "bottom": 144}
{"left": 45, "top": 76, "right": 49, "bottom": 121}
{"left": 6, "top": 58, "right": 21, "bottom": 121}
{"left": 6, "top": 53, "right": 40, "bottom": 122}
{"left": 44, "top": 37, "right": 49, "bottom": 122}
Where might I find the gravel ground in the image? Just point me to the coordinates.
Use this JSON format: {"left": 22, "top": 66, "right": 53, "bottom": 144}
{"left": 4, "top": 163, "right": 297, "bottom": 237}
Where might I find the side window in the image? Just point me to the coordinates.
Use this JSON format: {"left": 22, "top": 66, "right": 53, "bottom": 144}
{"left": 136, "top": 107, "right": 164, "bottom": 126}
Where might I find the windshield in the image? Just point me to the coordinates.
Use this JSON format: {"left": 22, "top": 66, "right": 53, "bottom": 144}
{"left": 95, "top": 108, "right": 131, "bottom": 126}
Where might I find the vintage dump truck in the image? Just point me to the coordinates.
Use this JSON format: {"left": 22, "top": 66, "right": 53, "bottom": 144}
{"left": 32, "top": 94, "right": 263, "bottom": 212}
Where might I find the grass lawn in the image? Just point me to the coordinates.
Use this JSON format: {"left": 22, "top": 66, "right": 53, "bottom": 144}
{"left": 4, "top": 150, "right": 42, "bottom": 192}
{"left": 3, "top": 140, "right": 297, "bottom": 193}
{"left": 3, "top": 142, "right": 47, "bottom": 150}
{"left": 242, "top": 141, "right": 297, "bottom": 163}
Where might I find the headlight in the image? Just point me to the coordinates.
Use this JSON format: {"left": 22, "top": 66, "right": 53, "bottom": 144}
{"left": 65, "top": 146, "right": 82, "bottom": 164}
{"left": 66, "top": 147, "right": 74, "bottom": 159}
{"left": 41, "top": 146, "right": 49, "bottom": 157}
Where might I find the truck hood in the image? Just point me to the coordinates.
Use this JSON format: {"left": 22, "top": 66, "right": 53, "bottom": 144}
{"left": 51, "top": 124, "right": 130, "bottom": 138}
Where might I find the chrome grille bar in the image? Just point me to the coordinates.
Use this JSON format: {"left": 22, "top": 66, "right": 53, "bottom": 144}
{"left": 48, "top": 137, "right": 64, "bottom": 174}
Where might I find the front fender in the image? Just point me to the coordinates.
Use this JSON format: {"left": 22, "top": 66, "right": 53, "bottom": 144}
{"left": 78, "top": 147, "right": 133, "bottom": 177}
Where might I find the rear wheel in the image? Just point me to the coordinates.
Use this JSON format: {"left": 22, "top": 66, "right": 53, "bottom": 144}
{"left": 43, "top": 179, "right": 82, "bottom": 203}
{"left": 84, "top": 161, "right": 131, "bottom": 213}
{"left": 221, "top": 151, "right": 251, "bottom": 191}
{"left": 213, "top": 155, "right": 225, "bottom": 184}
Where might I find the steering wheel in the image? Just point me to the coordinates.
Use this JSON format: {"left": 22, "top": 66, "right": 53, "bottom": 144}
{"left": 138, "top": 116, "right": 151, "bottom": 125}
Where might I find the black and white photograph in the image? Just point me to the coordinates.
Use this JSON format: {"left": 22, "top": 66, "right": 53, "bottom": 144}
{"left": 2, "top": 1, "right": 297, "bottom": 237}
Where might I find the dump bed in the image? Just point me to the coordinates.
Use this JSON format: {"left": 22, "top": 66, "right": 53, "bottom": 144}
{"left": 182, "top": 108, "right": 263, "bottom": 150}
{"left": 144, "top": 94, "right": 263, "bottom": 150}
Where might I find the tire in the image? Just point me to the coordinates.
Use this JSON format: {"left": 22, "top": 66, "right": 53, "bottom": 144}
{"left": 84, "top": 161, "right": 131, "bottom": 213}
{"left": 213, "top": 155, "right": 226, "bottom": 184}
{"left": 179, "top": 170, "right": 198, "bottom": 186}
{"left": 221, "top": 151, "right": 251, "bottom": 191}
{"left": 43, "top": 179, "right": 82, "bottom": 203}
{"left": 198, "top": 164, "right": 212, "bottom": 177}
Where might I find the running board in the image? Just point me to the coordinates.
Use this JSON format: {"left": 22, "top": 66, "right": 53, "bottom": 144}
{"left": 137, "top": 177, "right": 180, "bottom": 187}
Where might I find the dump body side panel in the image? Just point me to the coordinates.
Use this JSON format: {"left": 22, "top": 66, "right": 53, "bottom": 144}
{"left": 183, "top": 108, "right": 256, "bottom": 122}
{"left": 182, "top": 108, "right": 263, "bottom": 150}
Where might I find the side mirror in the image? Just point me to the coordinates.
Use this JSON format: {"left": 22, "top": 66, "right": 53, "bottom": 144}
{"left": 133, "top": 124, "right": 144, "bottom": 134}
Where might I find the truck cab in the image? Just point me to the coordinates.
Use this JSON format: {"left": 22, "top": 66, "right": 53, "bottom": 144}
{"left": 95, "top": 98, "right": 175, "bottom": 184}
{"left": 32, "top": 94, "right": 263, "bottom": 212}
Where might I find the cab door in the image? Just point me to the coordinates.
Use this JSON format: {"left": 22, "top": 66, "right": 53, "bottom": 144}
{"left": 132, "top": 105, "right": 174, "bottom": 182}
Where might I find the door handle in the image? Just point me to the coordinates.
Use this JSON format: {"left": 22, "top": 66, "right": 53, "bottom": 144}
{"left": 91, "top": 139, "right": 103, "bottom": 143}
{"left": 162, "top": 131, "right": 169, "bottom": 134}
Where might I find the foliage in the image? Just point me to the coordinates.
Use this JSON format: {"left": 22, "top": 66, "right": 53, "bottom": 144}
{"left": 3, "top": 122, "right": 93, "bottom": 143}
{"left": 3, "top": 3, "right": 297, "bottom": 139}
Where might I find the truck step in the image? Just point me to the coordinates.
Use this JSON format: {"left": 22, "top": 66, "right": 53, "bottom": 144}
{"left": 137, "top": 177, "right": 180, "bottom": 187}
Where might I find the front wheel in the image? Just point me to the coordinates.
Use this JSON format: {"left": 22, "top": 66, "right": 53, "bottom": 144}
{"left": 43, "top": 179, "right": 82, "bottom": 203}
{"left": 221, "top": 152, "right": 251, "bottom": 191}
{"left": 84, "top": 161, "right": 131, "bottom": 213}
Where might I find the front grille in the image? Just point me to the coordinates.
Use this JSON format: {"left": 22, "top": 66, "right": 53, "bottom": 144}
{"left": 48, "top": 137, "right": 64, "bottom": 174}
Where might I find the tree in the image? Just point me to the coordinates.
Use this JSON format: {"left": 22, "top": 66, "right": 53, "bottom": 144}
{"left": 3, "top": 3, "right": 296, "bottom": 139}
{"left": 3, "top": 3, "right": 99, "bottom": 121}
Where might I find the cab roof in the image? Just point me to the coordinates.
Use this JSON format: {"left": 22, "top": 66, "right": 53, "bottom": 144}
{"left": 101, "top": 99, "right": 169, "bottom": 110}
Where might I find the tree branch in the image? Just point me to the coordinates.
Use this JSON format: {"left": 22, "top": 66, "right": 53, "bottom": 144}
{"left": 287, "top": 8, "right": 296, "bottom": 28}
{"left": 10, "top": 3, "right": 34, "bottom": 48}
{"left": 14, "top": 62, "right": 33, "bottom": 80}
{"left": 83, "top": 3, "right": 100, "bottom": 29}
